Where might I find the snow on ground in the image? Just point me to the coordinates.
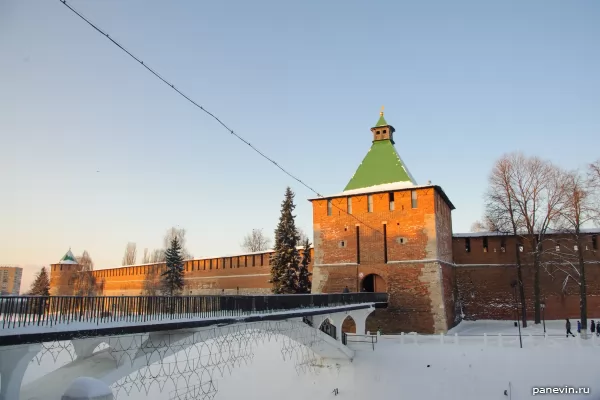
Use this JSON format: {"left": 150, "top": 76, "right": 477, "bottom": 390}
{"left": 15, "top": 320, "right": 600, "bottom": 400}
{"left": 449, "top": 319, "right": 594, "bottom": 337}
{"left": 216, "top": 324, "right": 600, "bottom": 400}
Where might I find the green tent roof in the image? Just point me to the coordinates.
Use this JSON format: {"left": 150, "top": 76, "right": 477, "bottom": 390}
{"left": 344, "top": 139, "right": 416, "bottom": 191}
{"left": 59, "top": 249, "right": 78, "bottom": 264}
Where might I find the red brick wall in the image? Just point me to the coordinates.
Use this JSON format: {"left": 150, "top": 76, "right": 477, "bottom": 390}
{"left": 453, "top": 232, "right": 600, "bottom": 321}
{"left": 50, "top": 248, "right": 313, "bottom": 296}
{"left": 441, "top": 262, "right": 459, "bottom": 328}
{"left": 455, "top": 249, "right": 600, "bottom": 321}
{"left": 310, "top": 187, "right": 452, "bottom": 333}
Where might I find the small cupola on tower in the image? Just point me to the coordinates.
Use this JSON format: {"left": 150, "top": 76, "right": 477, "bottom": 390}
{"left": 371, "top": 106, "right": 395, "bottom": 143}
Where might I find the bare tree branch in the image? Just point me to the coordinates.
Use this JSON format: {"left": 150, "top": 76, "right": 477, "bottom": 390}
{"left": 497, "top": 153, "right": 568, "bottom": 324}
{"left": 241, "top": 229, "right": 271, "bottom": 252}
{"left": 142, "top": 265, "right": 161, "bottom": 295}
{"left": 540, "top": 166, "right": 599, "bottom": 332}
{"left": 142, "top": 248, "right": 150, "bottom": 264}
{"left": 149, "top": 249, "right": 166, "bottom": 263}
{"left": 484, "top": 152, "right": 529, "bottom": 326}
{"left": 73, "top": 250, "right": 97, "bottom": 296}
{"left": 470, "top": 220, "right": 487, "bottom": 233}
{"left": 297, "top": 228, "right": 311, "bottom": 244}
{"left": 163, "top": 227, "right": 193, "bottom": 260}
{"left": 122, "top": 242, "right": 137, "bottom": 266}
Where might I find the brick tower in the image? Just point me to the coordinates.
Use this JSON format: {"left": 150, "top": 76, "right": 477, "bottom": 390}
{"left": 49, "top": 248, "right": 80, "bottom": 295}
{"left": 309, "top": 109, "right": 458, "bottom": 334}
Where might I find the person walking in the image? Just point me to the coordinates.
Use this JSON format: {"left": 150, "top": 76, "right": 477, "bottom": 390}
{"left": 566, "top": 319, "right": 575, "bottom": 337}
{"left": 596, "top": 321, "right": 599, "bottom": 336}
{"left": 591, "top": 320, "right": 595, "bottom": 335}
{"left": 577, "top": 320, "right": 581, "bottom": 334}
{"left": 342, "top": 286, "right": 350, "bottom": 293}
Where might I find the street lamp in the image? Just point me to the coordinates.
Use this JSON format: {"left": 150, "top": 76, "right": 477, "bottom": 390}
{"left": 510, "top": 280, "right": 523, "bottom": 349}
{"left": 540, "top": 300, "right": 546, "bottom": 334}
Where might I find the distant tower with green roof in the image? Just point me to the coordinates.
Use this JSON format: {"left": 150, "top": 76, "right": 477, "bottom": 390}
{"left": 308, "top": 109, "right": 458, "bottom": 334}
{"left": 50, "top": 248, "right": 81, "bottom": 295}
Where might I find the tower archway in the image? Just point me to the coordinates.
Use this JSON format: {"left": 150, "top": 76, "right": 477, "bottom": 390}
{"left": 361, "top": 274, "right": 386, "bottom": 292}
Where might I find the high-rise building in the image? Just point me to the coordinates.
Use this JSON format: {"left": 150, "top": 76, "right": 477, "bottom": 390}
{"left": 0, "top": 266, "right": 23, "bottom": 295}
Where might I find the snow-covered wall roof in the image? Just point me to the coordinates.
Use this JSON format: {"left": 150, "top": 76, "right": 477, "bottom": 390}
{"left": 453, "top": 228, "right": 600, "bottom": 237}
{"left": 308, "top": 183, "right": 455, "bottom": 210}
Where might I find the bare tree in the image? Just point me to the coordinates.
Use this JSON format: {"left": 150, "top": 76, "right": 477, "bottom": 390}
{"left": 509, "top": 156, "right": 567, "bottom": 324}
{"left": 589, "top": 160, "right": 600, "bottom": 224}
{"left": 485, "top": 153, "right": 528, "bottom": 327}
{"left": 470, "top": 221, "right": 487, "bottom": 232}
{"left": 241, "top": 229, "right": 271, "bottom": 252}
{"left": 142, "top": 248, "right": 150, "bottom": 264}
{"left": 73, "top": 250, "right": 97, "bottom": 295}
{"left": 149, "top": 249, "right": 166, "bottom": 263}
{"left": 297, "top": 228, "right": 311, "bottom": 244}
{"left": 122, "top": 242, "right": 137, "bottom": 266}
{"left": 590, "top": 160, "right": 600, "bottom": 186}
{"left": 163, "top": 227, "right": 193, "bottom": 259}
{"left": 541, "top": 168, "right": 600, "bottom": 336}
{"left": 471, "top": 216, "right": 501, "bottom": 233}
{"left": 142, "top": 265, "right": 162, "bottom": 295}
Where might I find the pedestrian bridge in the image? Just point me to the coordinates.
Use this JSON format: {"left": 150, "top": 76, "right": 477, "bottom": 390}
{"left": 0, "top": 293, "right": 387, "bottom": 400}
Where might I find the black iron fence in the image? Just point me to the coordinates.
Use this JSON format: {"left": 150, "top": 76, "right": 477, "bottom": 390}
{"left": 0, "top": 292, "right": 388, "bottom": 330}
{"left": 344, "top": 333, "right": 378, "bottom": 350}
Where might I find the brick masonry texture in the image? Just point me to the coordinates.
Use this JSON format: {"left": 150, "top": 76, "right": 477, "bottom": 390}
{"left": 453, "top": 233, "right": 600, "bottom": 321}
{"left": 310, "top": 187, "right": 451, "bottom": 334}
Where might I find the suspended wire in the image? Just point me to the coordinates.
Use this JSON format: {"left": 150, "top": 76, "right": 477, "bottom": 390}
{"left": 58, "top": 0, "right": 385, "bottom": 237}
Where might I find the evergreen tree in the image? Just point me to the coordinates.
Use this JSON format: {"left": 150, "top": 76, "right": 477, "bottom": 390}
{"left": 270, "top": 187, "right": 301, "bottom": 294}
{"left": 29, "top": 266, "right": 51, "bottom": 296}
{"left": 297, "top": 238, "right": 312, "bottom": 294}
{"left": 161, "top": 237, "right": 185, "bottom": 296}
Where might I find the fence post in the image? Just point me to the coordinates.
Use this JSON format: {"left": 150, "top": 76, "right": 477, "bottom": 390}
{"left": 483, "top": 333, "right": 487, "bottom": 347}
{"left": 401, "top": 332, "right": 405, "bottom": 344}
{"left": 498, "top": 333, "right": 503, "bottom": 347}
{"left": 454, "top": 333, "right": 459, "bottom": 346}
{"left": 440, "top": 333, "right": 444, "bottom": 345}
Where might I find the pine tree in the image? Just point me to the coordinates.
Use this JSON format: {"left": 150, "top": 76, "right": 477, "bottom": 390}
{"left": 29, "top": 267, "right": 50, "bottom": 296}
{"left": 297, "top": 238, "right": 312, "bottom": 294}
{"left": 270, "top": 187, "right": 301, "bottom": 294}
{"left": 161, "top": 237, "right": 185, "bottom": 296}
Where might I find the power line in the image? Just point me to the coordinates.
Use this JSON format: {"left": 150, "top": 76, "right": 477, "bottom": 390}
{"left": 58, "top": 0, "right": 385, "bottom": 237}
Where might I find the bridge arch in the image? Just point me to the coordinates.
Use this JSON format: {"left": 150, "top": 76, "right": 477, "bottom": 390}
{"left": 341, "top": 315, "right": 356, "bottom": 334}
{"left": 361, "top": 273, "right": 386, "bottom": 292}
{"left": 18, "top": 314, "right": 370, "bottom": 399}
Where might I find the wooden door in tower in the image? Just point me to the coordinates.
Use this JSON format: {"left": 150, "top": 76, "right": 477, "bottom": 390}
{"left": 373, "top": 275, "right": 386, "bottom": 292}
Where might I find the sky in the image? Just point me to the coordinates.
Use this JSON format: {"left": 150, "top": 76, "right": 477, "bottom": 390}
{"left": 1, "top": 0, "right": 599, "bottom": 292}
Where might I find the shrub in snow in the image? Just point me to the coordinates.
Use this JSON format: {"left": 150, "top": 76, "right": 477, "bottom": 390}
{"left": 61, "top": 377, "right": 113, "bottom": 400}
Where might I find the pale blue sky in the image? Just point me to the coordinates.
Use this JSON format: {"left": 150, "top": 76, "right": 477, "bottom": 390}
{"left": 1, "top": 0, "right": 599, "bottom": 290}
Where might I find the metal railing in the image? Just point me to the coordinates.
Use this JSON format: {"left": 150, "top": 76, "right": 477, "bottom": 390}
{"left": 344, "top": 333, "right": 378, "bottom": 350}
{"left": 0, "top": 292, "right": 388, "bottom": 330}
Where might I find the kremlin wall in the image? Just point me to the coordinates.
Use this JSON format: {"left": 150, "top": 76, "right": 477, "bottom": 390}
{"left": 49, "top": 112, "right": 600, "bottom": 334}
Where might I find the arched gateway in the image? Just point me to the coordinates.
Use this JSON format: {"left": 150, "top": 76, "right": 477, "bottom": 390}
{"left": 361, "top": 274, "right": 386, "bottom": 293}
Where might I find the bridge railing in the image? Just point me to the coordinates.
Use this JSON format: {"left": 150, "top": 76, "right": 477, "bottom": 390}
{"left": 0, "top": 293, "right": 388, "bottom": 330}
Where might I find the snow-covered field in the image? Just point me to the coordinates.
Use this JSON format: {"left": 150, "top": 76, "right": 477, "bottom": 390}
{"left": 16, "top": 320, "right": 600, "bottom": 400}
